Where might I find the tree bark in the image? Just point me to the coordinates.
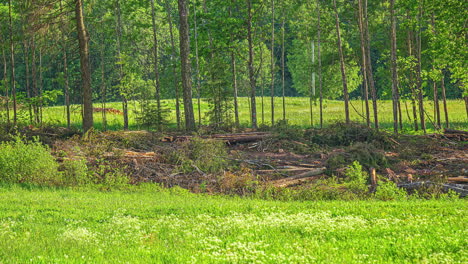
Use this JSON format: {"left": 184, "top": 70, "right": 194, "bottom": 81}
{"left": 2, "top": 45, "right": 10, "bottom": 126}
{"left": 8, "top": 0, "right": 17, "bottom": 126}
{"left": 332, "top": 0, "right": 350, "bottom": 124}
{"left": 281, "top": 4, "right": 286, "bottom": 121}
{"left": 389, "top": 0, "right": 399, "bottom": 133}
{"left": 60, "top": 0, "right": 71, "bottom": 129}
{"left": 177, "top": 0, "right": 196, "bottom": 131}
{"left": 75, "top": 0, "right": 93, "bottom": 132}
{"left": 115, "top": 0, "right": 128, "bottom": 130}
{"left": 416, "top": 2, "right": 426, "bottom": 133}
{"left": 247, "top": 0, "right": 258, "bottom": 128}
{"left": 23, "top": 41, "right": 33, "bottom": 124}
{"left": 167, "top": 1, "right": 181, "bottom": 129}
{"left": 194, "top": 3, "right": 202, "bottom": 126}
{"left": 358, "top": 0, "right": 370, "bottom": 127}
{"left": 150, "top": 0, "right": 162, "bottom": 130}
{"left": 364, "top": 0, "right": 378, "bottom": 129}
{"left": 270, "top": 0, "right": 275, "bottom": 125}
{"left": 317, "top": 0, "right": 323, "bottom": 128}
{"left": 440, "top": 71, "right": 449, "bottom": 128}
{"left": 406, "top": 22, "right": 418, "bottom": 131}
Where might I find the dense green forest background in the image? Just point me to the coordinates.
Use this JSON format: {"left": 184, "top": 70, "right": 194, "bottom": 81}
{"left": 0, "top": 0, "right": 466, "bottom": 132}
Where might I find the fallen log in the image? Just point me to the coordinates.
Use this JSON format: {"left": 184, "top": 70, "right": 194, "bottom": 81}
{"left": 448, "top": 176, "right": 468, "bottom": 183}
{"left": 444, "top": 129, "right": 468, "bottom": 135}
{"left": 270, "top": 167, "right": 326, "bottom": 188}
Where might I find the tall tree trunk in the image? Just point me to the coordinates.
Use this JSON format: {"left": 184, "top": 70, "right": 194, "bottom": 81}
{"left": 317, "top": 0, "right": 323, "bottom": 128}
{"left": 247, "top": 0, "right": 257, "bottom": 128}
{"left": 358, "top": 0, "right": 370, "bottom": 127}
{"left": 440, "top": 71, "right": 449, "bottom": 128}
{"left": 61, "top": 0, "right": 71, "bottom": 129}
{"left": 230, "top": 2, "right": 239, "bottom": 128}
{"left": 24, "top": 41, "right": 33, "bottom": 124}
{"left": 309, "top": 40, "right": 315, "bottom": 127}
{"left": 270, "top": 0, "right": 275, "bottom": 125}
{"left": 231, "top": 51, "right": 239, "bottom": 127}
{"left": 260, "top": 44, "right": 265, "bottom": 124}
{"left": 150, "top": 0, "right": 162, "bottom": 130}
{"left": 406, "top": 22, "right": 418, "bottom": 131}
{"left": 281, "top": 4, "right": 286, "bottom": 121}
{"left": 194, "top": 3, "right": 202, "bottom": 126}
{"left": 39, "top": 48, "right": 44, "bottom": 125}
{"left": 8, "top": 0, "right": 17, "bottom": 126}
{"left": 177, "top": 0, "right": 196, "bottom": 131}
{"left": 364, "top": 0, "right": 378, "bottom": 129}
{"left": 100, "top": 30, "right": 106, "bottom": 131}
{"left": 166, "top": 1, "right": 181, "bottom": 129}
{"left": 332, "top": 0, "right": 350, "bottom": 124}
{"left": 2, "top": 46, "right": 10, "bottom": 126}
{"left": 31, "top": 38, "right": 39, "bottom": 123}
{"left": 432, "top": 77, "right": 440, "bottom": 129}
{"left": 389, "top": 0, "right": 399, "bottom": 133}
{"left": 430, "top": 15, "right": 441, "bottom": 130}
{"left": 416, "top": 2, "right": 426, "bottom": 133}
{"left": 75, "top": 0, "right": 93, "bottom": 132}
{"left": 115, "top": 0, "right": 128, "bottom": 130}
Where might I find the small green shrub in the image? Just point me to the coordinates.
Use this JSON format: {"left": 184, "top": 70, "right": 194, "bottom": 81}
{"left": 344, "top": 161, "right": 368, "bottom": 194}
{"left": 61, "top": 158, "right": 92, "bottom": 186}
{"left": 94, "top": 161, "right": 129, "bottom": 187}
{"left": 0, "top": 136, "right": 60, "bottom": 185}
{"left": 374, "top": 181, "right": 407, "bottom": 201}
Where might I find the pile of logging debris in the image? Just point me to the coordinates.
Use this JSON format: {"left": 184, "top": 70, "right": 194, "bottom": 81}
{"left": 427, "top": 129, "right": 468, "bottom": 141}
{"left": 163, "top": 132, "right": 271, "bottom": 144}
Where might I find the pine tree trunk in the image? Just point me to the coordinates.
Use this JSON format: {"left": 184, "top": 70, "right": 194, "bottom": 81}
{"left": 60, "top": 0, "right": 71, "bottom": 129}
{"left": 177, "top": 0, "right": 196, "bottom": 131}
{"left": 23, "top": 41, "right": 33, "bottom": 124}
{"left": 333, "top": 0, "right": 350, "bottom": 124}
{"left": 150, "top": 0, "right": 162, "bottom": 130}
{"left": 440, "top": 71, "right": 449, "bottom": 128}
{"left": 31, "top": 38, "right": 39, "bottom": 123}
{"left": 270, "top": 0, "right": 275, "bottom": 125}
{"left": 115, "top": 0, "right": 128, "bottom": 130}
{"left": 100, "top": 31, "right": 106, "bottom": 131}
{"left": 8, "top": 0, "right": 17, "bottom": 126}
{"left": 281, "top": 4, "right": 286, "bottom": 121}
{"left": 389, "top": 0, "right": 399, "bottom": 133}
{"left": 317, "top": 0, "right": 323, "bottom": 128}
{"left": 358, "top": 0, "right": 370, "bottom": 127}
{"left": 194, "top": 3, "right": 202, "bottom": 126}
{"left": 75, "top": 0, "right": 93, "bottom": 132}
{"left": 416, "top": 3, "right": 426, "bottom": 133}
{"left": 406, "top": 18, "right": 418, "bottom": 131}
{"left": 364, "top": 0, "right": 378, "bottom": 129}
{"left": 2, "top": 45, "right": 10, "bottom": 126}
{"left": 247, "top": 0, "right": 257, "bottom": 128}
{"left": 167, "top": 1, "right": 181, "bottom": 129}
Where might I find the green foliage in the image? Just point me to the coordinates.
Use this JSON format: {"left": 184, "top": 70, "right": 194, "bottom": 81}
{"left": 374, "top": 181, "right": 407, "bottom": 201}
{"left": 308, "top": 122, "right": 392, "bottom": 148}
{"left": 344, "top": 161, "right": 368, "bottom": 194}
{"left": 327, "top": 142, "right": 388, "bottom": 171}
{"left": 60, "top": 158, "right": 92, "bottom": 186}
{"left": 134, "top": 101, "right": 170, "bottom": 130}
{"left": 0, "top": 136, "right": 59, "bottom": 185}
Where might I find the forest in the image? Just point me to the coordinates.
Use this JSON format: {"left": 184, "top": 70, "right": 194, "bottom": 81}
{"left": 0, "top": 0, "right": 466, "bottom": 132}
{"left": 0, "top": 0, "right": 467, "bottom": 263}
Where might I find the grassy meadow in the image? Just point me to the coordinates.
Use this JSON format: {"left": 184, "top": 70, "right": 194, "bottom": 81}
{"left": 40, "top": 98, "right": 467, "bottom": 132}
{"left": 0, "top": 185, "right": 466, "bottom": 263}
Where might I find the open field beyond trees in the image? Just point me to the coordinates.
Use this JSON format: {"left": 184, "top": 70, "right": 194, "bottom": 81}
{"left": 41, "top": 98, "right": 467, "bottom": 132}
{"left": 0, "top": 186, "right": 466, "bottom": 264}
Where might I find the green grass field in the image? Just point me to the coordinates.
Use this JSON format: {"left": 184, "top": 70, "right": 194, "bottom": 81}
{"left": 0, "top": 186, "right": 466, "bottom": 263}
{"left": 40, "top": 98, "right": 467, "bottom": 132}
